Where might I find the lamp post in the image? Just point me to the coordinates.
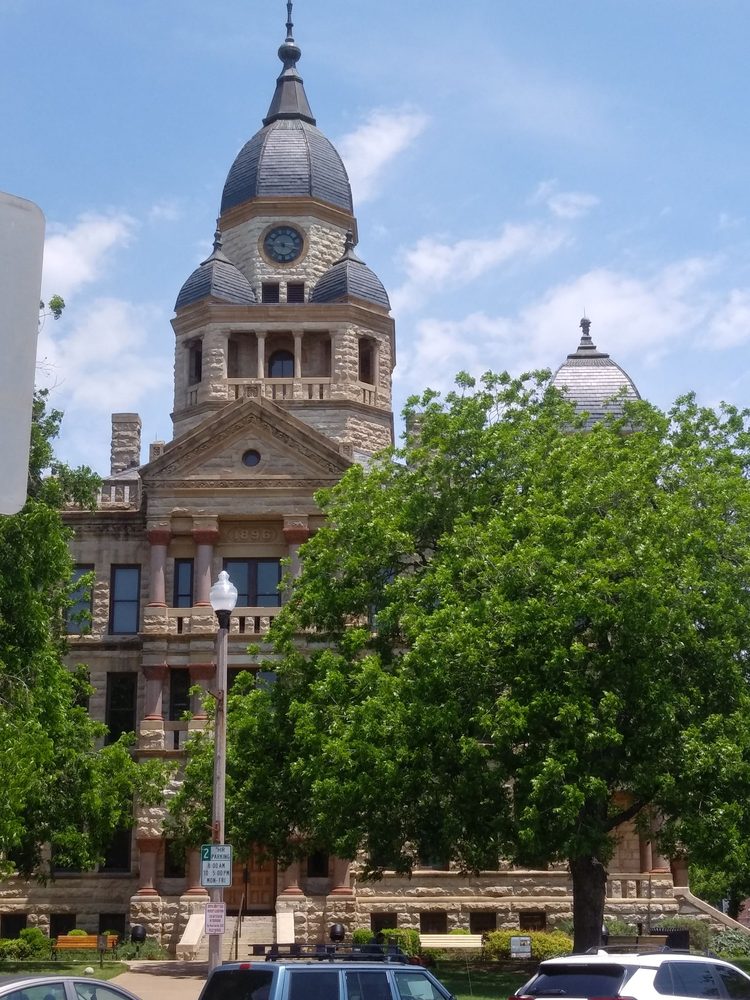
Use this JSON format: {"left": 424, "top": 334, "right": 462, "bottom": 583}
{"left": 208, "top": 570, "right": 238, "bottom": 974}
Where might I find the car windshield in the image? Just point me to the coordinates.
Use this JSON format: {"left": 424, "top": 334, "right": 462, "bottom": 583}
{"left": 522, "top": 964, "right": 627, "bottom": 997}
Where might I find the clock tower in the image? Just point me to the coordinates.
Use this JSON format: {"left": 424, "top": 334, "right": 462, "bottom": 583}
{"left": 171, "top": 2, "right": 394, "bottom": 463}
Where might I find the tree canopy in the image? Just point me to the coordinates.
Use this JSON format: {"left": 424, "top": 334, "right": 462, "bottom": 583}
{"left": 172, "top": 371, "right": 750, "bottom": 951}
{"left": 0, "top": 389, "right": 165, "bottom": 879}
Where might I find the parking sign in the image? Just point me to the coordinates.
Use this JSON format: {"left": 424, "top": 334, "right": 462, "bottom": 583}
{"left": 200, "top": 844, "right": 233, "bottom": 887}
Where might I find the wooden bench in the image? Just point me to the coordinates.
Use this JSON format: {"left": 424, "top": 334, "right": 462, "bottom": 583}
{"left": 53, "top": 934, "right": 119, "bottom": 957}
{"left": 419, "top": 934, "right": 484, "bottom": 951}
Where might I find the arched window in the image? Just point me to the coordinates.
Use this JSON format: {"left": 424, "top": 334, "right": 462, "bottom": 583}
{"left": 358, "top": 338, "right": 375, "bottom": 384}
{"left": 268, "top": 349, "right": 294, "bottom": 378}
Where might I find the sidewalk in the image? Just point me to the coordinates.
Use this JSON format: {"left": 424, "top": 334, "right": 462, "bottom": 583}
{"left": 110, "top": 960, "right": 207, "bottom": 1000}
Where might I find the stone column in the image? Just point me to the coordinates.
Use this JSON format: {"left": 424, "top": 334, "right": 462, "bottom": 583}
{"left": 143, "top": 663, "right": 167, "bottom": 720}
{"left": 283, "top": 517, "right": 310, "bottom": 583}
{"left": 279, "top": 859, "right": 304, "bottom": 896}
{"left": 293, "top": 332, "right": 302, "bottom": 379}
{"left": 146, "top": 527, "right": 171, "bottom": 606}
{"left": 136, "top": 837, "right": 162, "bottom": 896}
{"left": 639, "top": 836, "right": 653, "bottom": 874}
{"left": 189, "top": 663, "right": 215, "bottom": 722}
{"left": 257, "top": 333, "right": 267, "bottom": 379}
{"left": 330, "top": 857, "right": 353, "bottom": 896}
{"left": 193, "top": 526, "right": 219, "bottom": 606}
{"left": 184, "top": 847, "right": 209, "bottom": 896}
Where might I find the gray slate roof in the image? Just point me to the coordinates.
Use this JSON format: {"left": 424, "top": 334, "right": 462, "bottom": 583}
{"left": 551, "top": 319, "right": 640, "bottom": 424}
{"left": 175, "top": 232, "right": 257, "bottom": 311}
{"left": 221, "top": 119, "right": 353, "bottom": 215}
{"left": 310, "top": 232, "right": 390, "bottom": 310}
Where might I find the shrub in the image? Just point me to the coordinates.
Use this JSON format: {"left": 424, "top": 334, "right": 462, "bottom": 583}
{"left": 449, "top": 928, "right": 471, "bottom": 934}
{"left": 382, "top": 928, "right": 420, "bottom": 957}
{"left": 484, "top": 930, "right": 573, "bottom": 961}
{"left": 68, "top": 928, "right": 88, "bottom": 936}
{"left": 604, "top": 918, "right": 638, "bottom": 936}
{"left": 653, "top": 918, "right": 711, "bottom": 952}
{"left": 19, "top": 927, "right": 50, "bottom": 956}
{"left": 0, "top": 938, "right": 32, "bottom": 960}
{"left": 712, "top": 929, "right": 750, "bottom": 959}
{"left": 116, "top": 938, "right": 168, "bottom": 960}
{"left": 352, "top": 929, "right": 374, "bottom": 946}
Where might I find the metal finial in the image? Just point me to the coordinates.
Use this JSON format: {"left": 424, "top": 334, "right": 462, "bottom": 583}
{"left": 343, "top": 230, "right": 355, "bottom": 254}
{"left": 578, "top": 316, "right": 596, "bottom": 350}
{"left": 213, "top": 219, "right": 223, "bottom": 253}
{"left": 286, "top": 0, "right": 294, "bottom": 41}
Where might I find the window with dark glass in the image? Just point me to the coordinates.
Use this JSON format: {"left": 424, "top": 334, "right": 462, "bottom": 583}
{"left": 0, "top": 913, "right": 27, "bottom": 939}
{"left": 224, "top": 558, "right": 282, "bottom": 607}
{"left": 109, "top": 565, "right": 140, "bottom": 634}
{"left": 173, "top": 558, "right": 194, "bottom": 608}
{"left": 262, "top": 282, "right": 280, "bottom": 303}
{"left": 419, "top": 912, "right": 447, "bottom": 934}
{"left": 288, "top": 971, "right": 338, "bottom": 1000}
{"left": 105, "top": 672, "right": 137, "bottom": 744}
{"left": 188, "top": 340, "right": 203, "bottom": 384}
{"left": 345, "top": 971, "right": 391, "bottom": 1000}
{"left": 715, "top": 967, "right": 750, "bottom": 1000}
{"left": 394, "top": 973, "right": 446, "bottom": 1000}
{"left": 287, "top": 282, "right": 305, "bottom": 303}
{"left": 101, "top": 828, "right": 132, "bottom": 872}
{"left": 98, "top": 913, "right": 126, "bottom": 937}
{"left": 655, "top": 963, "right": 722, "bottom": 998}
{"left": 306, "top": 851, "right": 329, "bottom": 878}
{"left": 268, "top": 349, "right": 293, "bottom": 377}
{"left": 67, "top": 564, "right": 94, "bottom": 634}
{"left": 169, "top": 667, "right": 192, "bottom": 721}
{"left": 50, "top": 913, "right": 76, "bottom": 938}
{"left": 359, "top": 338, "right": 374, "bottom": 383}
{"left": 519, "top": 910, "right": 547, "bottom": 931}
{"left": 469, "top": 911, "right": 497, "bottom": 933}
{"left": 370, "top": 913, "right": 397, "bottom": 933}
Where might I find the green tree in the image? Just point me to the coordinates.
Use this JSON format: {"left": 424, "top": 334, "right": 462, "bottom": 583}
{"left": 0, "top": 389, "right": 166, "bottom": 878}
{"left": 172, "top": 372, "right": 750, "bottom": 952}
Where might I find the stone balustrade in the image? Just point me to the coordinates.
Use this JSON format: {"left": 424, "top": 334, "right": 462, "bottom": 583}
{"left": 142, "top": 605, "right": 281, "bottom": 637}
{"left": 226, "top": 377, "right": 332, "bottom": 402}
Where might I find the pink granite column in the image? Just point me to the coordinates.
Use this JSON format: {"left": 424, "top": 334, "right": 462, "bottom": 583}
{"left": 193, "top": 528, "right": 219, "bottom": 606}
{"left": 330, "top": 857, "right": 353, "bottom": 896}
{"left": 184, "top": 847, "right": 209, "bottom": 896}
{"left": 189, "top": 663, "right": 216, "bottom": 721}
{"left": 283, "top": 519, "right": 310, "bottom": 582}
{"left": 136, "top": 837, "right": 162, "bottom": 896}
{"left": 279, "top": 859, "right": 304, "bottom": 896}
{"left": 293, "top": 332, "right": 302, "bottom": 379}
{"left": 146, "top": 528, "right": 171, "bottom": 606}
{"left": 143, "top": 663, "right": 167, "bottom": 720}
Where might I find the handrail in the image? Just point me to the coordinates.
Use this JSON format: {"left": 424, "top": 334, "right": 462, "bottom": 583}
{"left": 232, "top": 889, "right": 246, "bottom": 960}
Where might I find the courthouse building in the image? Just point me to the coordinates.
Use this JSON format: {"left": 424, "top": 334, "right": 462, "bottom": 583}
{"left": 0, "top": 3, "right": 728, "bottom": 953}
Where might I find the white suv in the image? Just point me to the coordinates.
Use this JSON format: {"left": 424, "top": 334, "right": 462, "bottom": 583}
{"left": 514, "top": 950, "right": 750, "bottom": 1000}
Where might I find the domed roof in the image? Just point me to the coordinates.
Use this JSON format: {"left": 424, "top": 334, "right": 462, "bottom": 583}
{"left": 551, "top": 318, "right": 640, "bottom": 423}
{"left": 175, "top": 230, "right": 256, "bottom": 311}
{"left": 310, "top": 232, "right": 390, "bottom": 310}
{"left": 220, "top": 7, "right": 353, "bottom": 216}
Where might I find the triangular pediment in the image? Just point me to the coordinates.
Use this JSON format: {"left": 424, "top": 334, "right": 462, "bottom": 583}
{"left": 141, "top": 397, "right": 351, "bottom": 486}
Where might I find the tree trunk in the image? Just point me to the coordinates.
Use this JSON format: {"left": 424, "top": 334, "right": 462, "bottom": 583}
{"left": 570, "top": 855, "right": 607, "bottom": 953}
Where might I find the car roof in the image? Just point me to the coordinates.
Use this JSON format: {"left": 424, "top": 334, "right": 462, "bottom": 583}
{"left": 0, "top": 976, "right": 139, "bottom": 997}
{"left": 217, "top": 961, "right": 416, "bottom": 971}
{"left": 538, "top": 953, "right": 742, "bottom": 970}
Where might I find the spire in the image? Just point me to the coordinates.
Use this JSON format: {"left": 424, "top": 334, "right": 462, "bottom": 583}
{"left": 334, "top": 229, "right": 365, "bottom": 265}
{"left": 263, "top": 1, "right": 316, "bottom": 126}
{"left": 568, "top": 316, "right": 608, "bottom": 359}
{"left": 200, "top": 220, "right": 231, "bottom": 265}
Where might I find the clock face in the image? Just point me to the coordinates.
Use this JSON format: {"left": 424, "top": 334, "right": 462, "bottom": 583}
{"left": 263, "top": 225, "right": 303, "bottom": 264}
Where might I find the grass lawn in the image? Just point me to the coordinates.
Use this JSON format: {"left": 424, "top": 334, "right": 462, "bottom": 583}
{"left": 0, "top": 961, "right": 127, "bottom": 981}
{"left": 433, "top": 963, "right": 528, "bottom": 1000}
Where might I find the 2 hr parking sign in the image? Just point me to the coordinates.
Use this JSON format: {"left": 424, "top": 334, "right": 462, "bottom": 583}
{"left": 200, "top": 844, "right": 233, "bottom": 887}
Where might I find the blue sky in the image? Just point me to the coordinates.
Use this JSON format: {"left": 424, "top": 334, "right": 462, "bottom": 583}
{"left": 3, "top": 0, "right": 750, "bottom": 473}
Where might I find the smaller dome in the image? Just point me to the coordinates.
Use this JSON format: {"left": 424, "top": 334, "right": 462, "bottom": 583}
{"left": 551, "top": 318, "right": 640, "bottom": 424}
{"left": 175, "top": 230, "right": 256, "bottom": 311}
{"left": 310, "top": 232, "right": 390, "bottom": 311}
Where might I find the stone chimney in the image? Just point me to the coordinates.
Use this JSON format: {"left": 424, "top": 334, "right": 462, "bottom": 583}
{"left": 110, "top": 413, "right": 142, "bottom": 475}
{"left": 149, "top": 440, "right": 166, "bottom": 463}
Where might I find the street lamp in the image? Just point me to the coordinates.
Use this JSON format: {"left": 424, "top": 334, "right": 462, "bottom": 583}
{"left": 207, "top": 570, "right": 238, "bottom": 974}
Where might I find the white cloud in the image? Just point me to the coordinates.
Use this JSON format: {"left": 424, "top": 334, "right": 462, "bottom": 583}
{"left": 148, "top": 199, "right": 184, "bottom": 224}
{"left": 395, "top": 259, "right": 716, "bottom": 397}
{"left": 391, "top": 224, "right": 566, "bottom": 314}
{"left": 36, "top": 297, "right": 170, "bottom": 412}
{"left": 531, "top": 180, "right": 600, "bottom": 220}
{"left": 705, "top": 289, "right": 750, "bottom": 349}
{"left": 41, "top": 213, "right": 135, "bottom": 301}
{"left": 338, "top": 107, "right": 429, "bottom": 204}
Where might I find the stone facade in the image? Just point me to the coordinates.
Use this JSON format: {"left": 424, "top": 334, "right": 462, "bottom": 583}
{"left": 0, "top": 8, "right": 730, "bottom": 955}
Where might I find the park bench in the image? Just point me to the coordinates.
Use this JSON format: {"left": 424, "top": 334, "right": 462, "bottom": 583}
{"left": 419, "top": 934, "right": 484, "bottom": 951}
{"left": 53, "top": 934, "right": 119, "bottom": 958}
